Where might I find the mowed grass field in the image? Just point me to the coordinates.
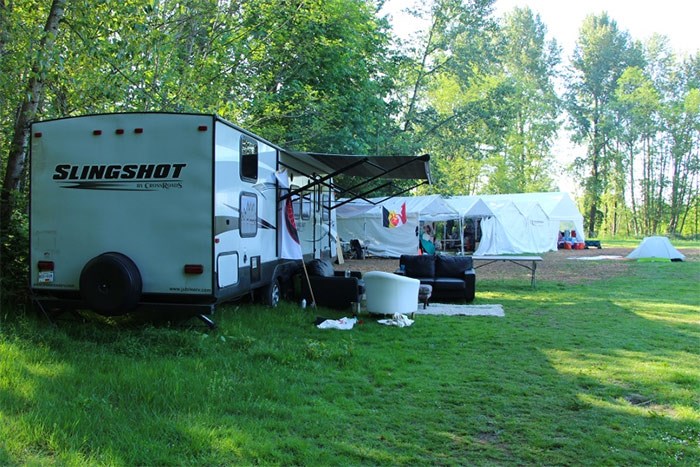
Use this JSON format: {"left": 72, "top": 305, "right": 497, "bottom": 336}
{"left": 1, "top": 241, "right": 698, "bottom": 465}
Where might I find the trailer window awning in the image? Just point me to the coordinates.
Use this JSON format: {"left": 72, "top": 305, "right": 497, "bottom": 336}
{"left": 279, "top": 152, "right": 431, "bottom": 207}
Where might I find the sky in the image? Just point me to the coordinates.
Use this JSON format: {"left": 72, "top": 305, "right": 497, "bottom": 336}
{"left": 384, "top": 0, "right": 700, "bottom": 58}
{"left": 382, "top": 0, "right": 700, "bottom": 194}
{"left": 493, "top": 0, "right": 700, "bottom": 58}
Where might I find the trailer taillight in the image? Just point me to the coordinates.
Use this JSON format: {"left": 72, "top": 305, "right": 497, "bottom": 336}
{"left": 37, "top": 261, "right": 54, "bottom": 271}
{"left": 134, "top": 128, "right": 144, "bottom": 134}
{"left": 34, "top": 132, "right": 42, "bottom": 138}
{"left": 198, "top": 125, "right": 208, "bottom": 132}
{"left": 93, "top": 130, "right": 102, "bottom": 135}
{"left": 184, "top": 264, "right": 204, "bottom": 274}
{"left": 115, "top": 129, "right": 124, "bottom": 135}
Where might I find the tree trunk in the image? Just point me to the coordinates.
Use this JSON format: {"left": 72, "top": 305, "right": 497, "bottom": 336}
{"left": 402, "top": 15, "right": 437, "bottom": 133}
{"left": 587, "top": 117, "right": 602, "bottom": 238}
{"left": 627, "top": 143, "right": 639, "bottom": 236}
{"left": 0, "top": 0, "right": 66, "bottom": 233}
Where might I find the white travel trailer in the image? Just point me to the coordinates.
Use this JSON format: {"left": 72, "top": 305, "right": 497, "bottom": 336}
{"left": 29, "top": 112, "right": 430, "bottom": 324}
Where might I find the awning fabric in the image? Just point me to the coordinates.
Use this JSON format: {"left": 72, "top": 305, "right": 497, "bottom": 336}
{"left": 280, "top": 152, "right": 431, "bottom": 205}
{"left": 297, "top": 153, "right": 431, "bottom": 181}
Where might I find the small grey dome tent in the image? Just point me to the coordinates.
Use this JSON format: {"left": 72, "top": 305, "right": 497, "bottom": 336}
{"left": 626, "top": 236, "right": 685, "bottom": 261}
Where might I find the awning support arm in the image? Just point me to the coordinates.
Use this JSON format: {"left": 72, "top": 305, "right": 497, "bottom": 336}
{"left": 278, "top": 157, "right": 369, "bottom": 201}
{"left": 330, "top": 179, "right": 430, "bottom": 210}
{"left": 332, "top": 153, "right": 430, "bottom": 200}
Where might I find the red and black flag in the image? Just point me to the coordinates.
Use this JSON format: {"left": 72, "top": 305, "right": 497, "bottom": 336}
{"left": 382, "top": 203, "right": 407, "bottom": 228}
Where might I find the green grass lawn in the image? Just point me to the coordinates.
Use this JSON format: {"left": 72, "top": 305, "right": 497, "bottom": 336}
{"left": 1, "top": 256, "right": 698, "bottom": 465}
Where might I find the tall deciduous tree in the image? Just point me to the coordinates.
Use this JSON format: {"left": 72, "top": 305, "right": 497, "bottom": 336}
{"left": 237, "top": 0, "right": 398, "bottom": 155}
{"left": 1, "top": 0, "right": 66, "bottom": 239}
{"left": 486, "top": 7, "right": 559, "bottom": 193}
{"left": 614, "top": 66, "right": 660, "bottom": 235}
{"left": 663, "top": 56, "right": 700, "bottom": 235}
{"left": 396, "top": 0, "right": 502, "bottom": 195}
{"left": 565, "top": 13, "right": 642, "bottom": 237}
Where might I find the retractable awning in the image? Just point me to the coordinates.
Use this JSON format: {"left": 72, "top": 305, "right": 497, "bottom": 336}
{"left": 298, "top": 153, "right": 431, "bottom": 181}
{"left": 279, "top": 152, "right": 431, "bottom": 207}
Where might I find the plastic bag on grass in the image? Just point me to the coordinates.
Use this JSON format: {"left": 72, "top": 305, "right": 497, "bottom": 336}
{"left": 377, "top": 313, "right": 414, "bottom": 328}
{"left": 316, "top": 317, "right": 357, "bottom": 330}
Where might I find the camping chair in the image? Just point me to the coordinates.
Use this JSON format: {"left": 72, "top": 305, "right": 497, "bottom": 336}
{"left": 350, "top": 239, "right": 365, "bottom": 259}
{"left": 419, "top": 237, "right": 435, "bottom": 255}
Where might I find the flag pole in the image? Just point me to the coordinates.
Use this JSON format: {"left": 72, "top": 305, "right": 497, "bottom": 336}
{"left": 276, "top": 168, "right": 316, "bottom": 308}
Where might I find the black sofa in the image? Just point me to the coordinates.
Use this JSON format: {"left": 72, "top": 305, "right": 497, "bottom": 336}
{"left": 301, "top": 259, "right": 365, "bottom": 310}
{"left": 395, "top": 254, "right": 476, "bottom": 303}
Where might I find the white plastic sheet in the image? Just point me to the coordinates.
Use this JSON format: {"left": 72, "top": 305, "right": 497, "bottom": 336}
{"left": 316, "top": 317, "right": 357, "bottom": 330}
{"left": 377, "top": 313, "right": 414, "bottom": 327}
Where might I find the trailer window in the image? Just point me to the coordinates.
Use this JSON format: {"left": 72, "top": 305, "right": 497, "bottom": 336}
{"left": 322, "top": 193, "right": 330, "bottom": 221}
{"left": 240, "top": 192, "right": 258, "bottom": 237}
{"left": 240, "top": 136, "right": 258, "bottom": 182}
{"left": 292, "top": 196, "right": 300, "bottom": 219}
{"left": 301, "top": 193, "right": 311, "bottom": 220}
{"left": 291, "top": 186, "right": 301, "bottom": 220}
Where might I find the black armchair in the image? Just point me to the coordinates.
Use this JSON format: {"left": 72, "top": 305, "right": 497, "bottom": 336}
{"left": 301, "top": 259, "right": 365, "bottom": 310}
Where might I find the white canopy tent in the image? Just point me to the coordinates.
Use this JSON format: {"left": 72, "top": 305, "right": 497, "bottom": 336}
{"left": 470, "top": 192, "right": 585, "bottom": 255}
{"left": 490, "top": 192, "right": 585, "bottom": 242}
{"left": 473, "top": 199, "right": 556, "bottom": 255}
{"left": 335, "top": 195, "right": 459, "bottom": 257}
{"left": 444, "top": 195, "right": 494, "bottom": 218}
{"left": 444, "top": 196, "right": 495, "bottom": 254}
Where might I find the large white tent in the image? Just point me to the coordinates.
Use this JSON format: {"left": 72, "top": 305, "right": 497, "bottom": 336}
{"left": 336, "top": 192, "right": 585, "bottom": 257}
{"left": 471, "top": 192, "right": 585, "bottom": 255}
{"left": 473, "top": 199, "right": 558, "bottom": 255}
{"left": 487, "top": 192, "right": 585, "bottom": 242}
{"left": 336, "top": 195, "right": 459, "bottom": 257}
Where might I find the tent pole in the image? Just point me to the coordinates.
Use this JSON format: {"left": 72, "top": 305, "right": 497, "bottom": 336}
{"left": 459, "top": 217, "right": 464, "bottom": 255}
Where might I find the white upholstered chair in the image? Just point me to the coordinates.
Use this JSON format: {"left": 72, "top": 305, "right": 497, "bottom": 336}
{"left": 363, "top": 271, "right": 420, "bottom": 316}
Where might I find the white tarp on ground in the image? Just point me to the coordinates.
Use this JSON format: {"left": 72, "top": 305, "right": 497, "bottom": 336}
{"left": 414, "top": 303, "right": 504, "bottom": 316}
{"left": 626, "top": 236, "right": 686, "bottom": 261}
{"left": 336, "top": 195, "right": 459, "bottom": 257}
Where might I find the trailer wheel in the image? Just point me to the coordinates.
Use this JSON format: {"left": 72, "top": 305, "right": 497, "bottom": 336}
{"left": 79, "top": 252, "right": 142, "bottom": 316}
{"left": 262, "top": 278, "right": 281, "bottom": 307}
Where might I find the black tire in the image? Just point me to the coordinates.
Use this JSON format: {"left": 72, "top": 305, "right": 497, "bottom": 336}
{"left": 262, "top": 278, "right": 281, "bottom": 307}
{"left": 79, "top": 252, "right": 142, "bottom": 316}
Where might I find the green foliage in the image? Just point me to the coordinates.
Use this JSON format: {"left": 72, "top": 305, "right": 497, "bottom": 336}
{"left": 0, "top": 205, "right": 29, "bottom": 310}
{"left": 565, "top": 13, "right": 645, "bottom": 236}
{"left": 483, "top": 7, "right": 559, "bottom": 194}
{"left": 1, "top": 0, "right": 699, "bottom": 278}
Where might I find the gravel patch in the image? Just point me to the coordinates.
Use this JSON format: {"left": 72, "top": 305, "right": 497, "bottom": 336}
{"left": 335, "top": 246, "right": 699, "bottom": 286}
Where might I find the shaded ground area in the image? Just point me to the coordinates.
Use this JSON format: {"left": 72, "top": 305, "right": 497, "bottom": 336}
{"left": 337, "top": 247, "right": 699, "bottom": 285}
